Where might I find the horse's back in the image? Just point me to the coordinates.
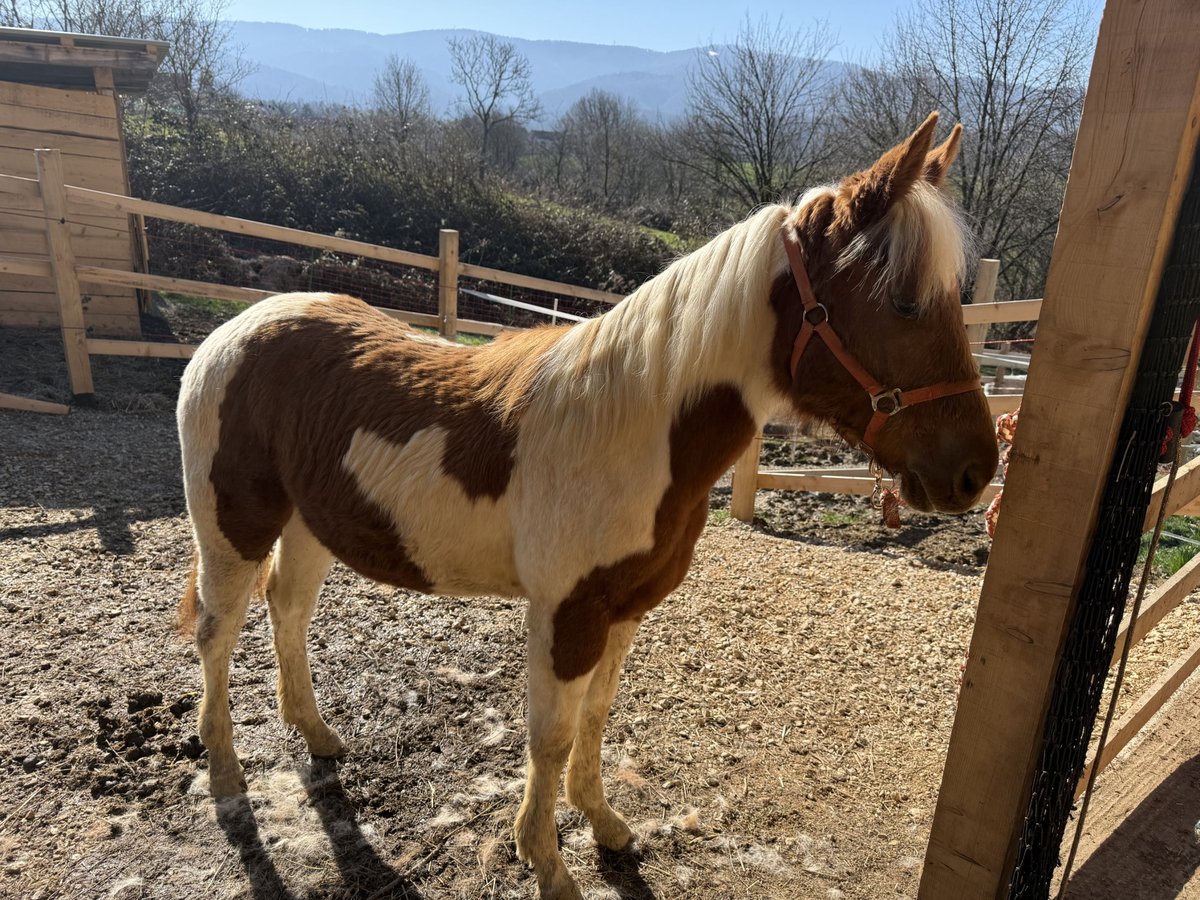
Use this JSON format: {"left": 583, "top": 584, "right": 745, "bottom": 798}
{"left": 178, "top": 292, "right": 522, "bottom": 595}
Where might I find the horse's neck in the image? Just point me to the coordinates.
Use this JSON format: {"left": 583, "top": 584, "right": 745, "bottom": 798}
{"left": 524, "top": 282, "right": 776, "bottom": 459}
{"left": 601, "top": 277, "right": 777, "bottom": 421}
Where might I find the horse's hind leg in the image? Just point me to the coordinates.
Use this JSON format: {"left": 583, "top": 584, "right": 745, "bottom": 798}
{"left": 565, "top": 618, "right": 640, "bottom": 851}
{"left": 194, "top": 546, "right": 262, "bottom": 798}
{"left": 264, "top": 514, "right": 344, "bottom": 758}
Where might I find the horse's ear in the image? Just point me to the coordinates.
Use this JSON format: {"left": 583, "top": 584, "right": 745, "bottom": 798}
{"left": 840, "top": 112, "right": 941, "bottom": 228}
{"left": 924, "top": 122, "right": 962, "bottom": 187}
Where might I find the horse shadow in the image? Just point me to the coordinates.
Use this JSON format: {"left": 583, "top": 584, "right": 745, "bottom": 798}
{"left": 596, "top": 845, "right": 660, "bottom": 900}
{"left": 214, "top": 758, "right": 423, "bottom": 900}
{"left": 1062, "top": 753, "right": 1200, "bottom": 898}
{"left": 214, "top": 795, "right": 298, "bottom": 900}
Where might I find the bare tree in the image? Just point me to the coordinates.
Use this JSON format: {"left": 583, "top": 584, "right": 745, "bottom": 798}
{"left": 447, "top": 33, "right": 541, "bottom": 178}
{"left": 152, "top": 0, "right": 252, "bottom": 131}
{"left": 678, "top": 15, "right": 837, "bottom": 210}
{"left": 372, "top": 53, "right": 431, "bottom": 140}
{"left": 1, "top": 0, "right": 251, "bottom": 132}
{"left": 840, "top": 0, "right": 1091, "bottom": 299}
{"left": 527, "top": 125, "right": 571, "bottom": 198}
{"left": 560, "top": 89, "right": 645, "bottom": 208}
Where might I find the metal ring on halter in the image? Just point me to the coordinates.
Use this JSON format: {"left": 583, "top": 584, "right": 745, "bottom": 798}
{"left": 870, "top": 388, "right": 905, "bottom": 415}
{"left": 803, "top": 302, "right": 829, "bottom": 326}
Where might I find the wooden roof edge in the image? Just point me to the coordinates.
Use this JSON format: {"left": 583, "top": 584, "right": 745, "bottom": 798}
{"left": 0, "top": 26, "right": 169, "bottom": 57}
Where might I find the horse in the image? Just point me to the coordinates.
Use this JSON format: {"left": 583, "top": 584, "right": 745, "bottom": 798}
{"left": 175, "top": 112, "right": 998, "bottom": 900}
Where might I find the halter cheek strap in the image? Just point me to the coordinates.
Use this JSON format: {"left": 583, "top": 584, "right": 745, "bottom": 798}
{"left": 783, "top": 234, "right": 983, "bottom": 455}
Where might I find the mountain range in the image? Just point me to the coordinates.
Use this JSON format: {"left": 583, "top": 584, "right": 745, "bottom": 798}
{"left": 229, "top": 21, "right": 718, "bottom": 123}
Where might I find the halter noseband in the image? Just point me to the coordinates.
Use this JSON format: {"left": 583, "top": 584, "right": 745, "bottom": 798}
{"left": 783, "top": 233, "right": 982, "bottom": 456}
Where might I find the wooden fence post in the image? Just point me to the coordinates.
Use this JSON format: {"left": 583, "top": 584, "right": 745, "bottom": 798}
{"left": 36, "top": 148, "right": 93, "bottom": 399}
{"left": 920, "top": 1, "right": 1200, "bottom": 896}
{"left": 967, "top": 258, "right": 999, "bottom": 347}
{"left": 439, "top": 229, "right": 459, "bottom": 339}
{"left": 730, "top": 431, "right": 762, "bottom": 522}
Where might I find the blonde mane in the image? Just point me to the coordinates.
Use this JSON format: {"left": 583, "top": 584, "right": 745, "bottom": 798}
{"left": 835, "top": 179, "right": 973, "bottom": 311}
{"left": 516, "top": 203, "right": 792, "bottom": 444}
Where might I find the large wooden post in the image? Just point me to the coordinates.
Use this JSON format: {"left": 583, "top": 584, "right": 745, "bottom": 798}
{"left": 967, "top": 258, "right": 999, "bottom": 347}
{"left": 36, "top": 148, "right": 94, "bottom": 399}
{"left": 730, "top": 432, "right": 762, "bottom": 522}
{"left": 920, "top": 2, "right": 1200, "bottom": 897}
{"left": 438, "top": 228, "right": 459, "bottom": 339}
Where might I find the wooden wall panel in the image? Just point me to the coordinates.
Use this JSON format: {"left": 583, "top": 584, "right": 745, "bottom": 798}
{"left": 0, "top": 78, "right": 139, "bottom": 336}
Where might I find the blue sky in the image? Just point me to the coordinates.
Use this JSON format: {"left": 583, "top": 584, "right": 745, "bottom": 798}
{"left": 222, "top": 0, "right": 906, "bottom": 61}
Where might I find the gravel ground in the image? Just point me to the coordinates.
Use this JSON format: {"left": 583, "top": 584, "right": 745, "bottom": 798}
{"left": 3, "top": 318, "right": 1199, "bottom": 900}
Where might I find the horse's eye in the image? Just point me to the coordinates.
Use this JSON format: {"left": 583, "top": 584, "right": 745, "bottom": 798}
{"left": 891, "top": 296, "right": 920, "bottom": 319}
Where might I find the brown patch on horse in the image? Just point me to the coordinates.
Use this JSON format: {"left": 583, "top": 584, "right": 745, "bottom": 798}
{"left": 551, "top": 385, "right": 755, "bottom": 681}
{"left": 211, "top": 296, "right": 565, "bottom": 589}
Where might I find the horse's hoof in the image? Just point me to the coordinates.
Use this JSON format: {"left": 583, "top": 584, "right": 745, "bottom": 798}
{"left": 592, "top": 816, "right": 635, "bottom": 852}
{"left": 209, "top": 767, "right": 247, "bottom": 798}
{"left": 306, "top": 730, "right": 348, "bottom": 759}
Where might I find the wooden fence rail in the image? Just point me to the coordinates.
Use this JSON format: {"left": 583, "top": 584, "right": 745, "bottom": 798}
{"left": 0, "top": 151, "right": 624, "bottom": 397}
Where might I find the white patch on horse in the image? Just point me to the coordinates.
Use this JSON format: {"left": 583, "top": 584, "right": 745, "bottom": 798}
{"left": 342, "top": 425, "right": 521, "bottom": 596}
{"left": 509, "top": 414, "right": 672, "bottom": 607}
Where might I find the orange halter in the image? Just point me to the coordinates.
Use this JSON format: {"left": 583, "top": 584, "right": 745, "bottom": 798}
{"left": 784, "top": 234, "right": 982, "bottom": 455}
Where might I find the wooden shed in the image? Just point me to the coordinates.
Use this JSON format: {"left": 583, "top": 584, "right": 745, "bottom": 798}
{"left": 0, "top": 26, "right": 166, "bottom": 337}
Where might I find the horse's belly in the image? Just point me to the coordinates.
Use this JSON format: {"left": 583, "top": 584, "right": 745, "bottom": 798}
{"left": 338, "top": 425, "right": 521, "bottom": 597}
{"left": 422, "top": 531, "right": 522, "bottom": 596}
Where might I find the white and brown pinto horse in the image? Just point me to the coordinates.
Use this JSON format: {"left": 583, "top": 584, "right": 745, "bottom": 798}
{"left": 177, "top": 113, "right": 997, "bottom": 900}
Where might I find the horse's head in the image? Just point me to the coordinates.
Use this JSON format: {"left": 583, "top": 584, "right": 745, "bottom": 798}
{"left": 774, "top": 113, "right": 998, "bottom": 513}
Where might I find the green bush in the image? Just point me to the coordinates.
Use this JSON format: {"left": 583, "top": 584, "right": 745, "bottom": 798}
{"left": 124, "top": 102, "right": 675, "bottom": 296}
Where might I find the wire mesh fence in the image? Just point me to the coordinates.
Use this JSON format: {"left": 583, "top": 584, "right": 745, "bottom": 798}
{"left": 142, "top": 219, "right": 620, "bottom": 334}
{"left": 456, "top": 274, "right": 614, "bottom": 330}
{"left": 145, "top": 220, "right": 439, "bottom": 317}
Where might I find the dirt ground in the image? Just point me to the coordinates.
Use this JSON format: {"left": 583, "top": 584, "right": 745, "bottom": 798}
{"left": 3, "top": 320, "right": 1200, "bottom": 900}
{"left": 1060, "top": 666, "right": 1200, "bottom": 900}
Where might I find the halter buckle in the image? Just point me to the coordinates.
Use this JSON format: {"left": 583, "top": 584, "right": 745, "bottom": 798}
{"left": 803, "top": 302, "right": 829, "bottom": 327}
{"left": 870, "top": 388, "right": 904, "bottom": 415}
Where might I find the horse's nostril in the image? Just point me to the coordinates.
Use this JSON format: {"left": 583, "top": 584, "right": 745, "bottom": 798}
{"left": 957, "top": 458, "right": 991, "bottom": 501}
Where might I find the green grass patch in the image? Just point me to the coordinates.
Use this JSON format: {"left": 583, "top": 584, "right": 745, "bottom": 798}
{"left": 415, "top": 326, "right": 492, "bottom": 346}
{"left": 1139, "top": 515, "right": 1200, "bottom": 578}
{"left": 454, "top": 332, "right": 491, "bottom": 346}
{"left": 161, "top": 292, "right": 247, "bottom": 320}
{"left": 637, "top": 226, "right": 702, "bottom": 253}
{"left": 821, "top": 508, "right": 865, "bottom": 527}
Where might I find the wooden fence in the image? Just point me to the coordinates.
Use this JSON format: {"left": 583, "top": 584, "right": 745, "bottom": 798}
{"left": 0, "top": 148, "right": 624, "bottom": 397}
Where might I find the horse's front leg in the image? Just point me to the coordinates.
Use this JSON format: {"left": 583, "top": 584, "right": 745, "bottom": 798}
{"left": 514, "top": 599, "right": 601, "bottom": 900}
{"left": 565, "top": 617, "right": 640, "bottom": 851}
